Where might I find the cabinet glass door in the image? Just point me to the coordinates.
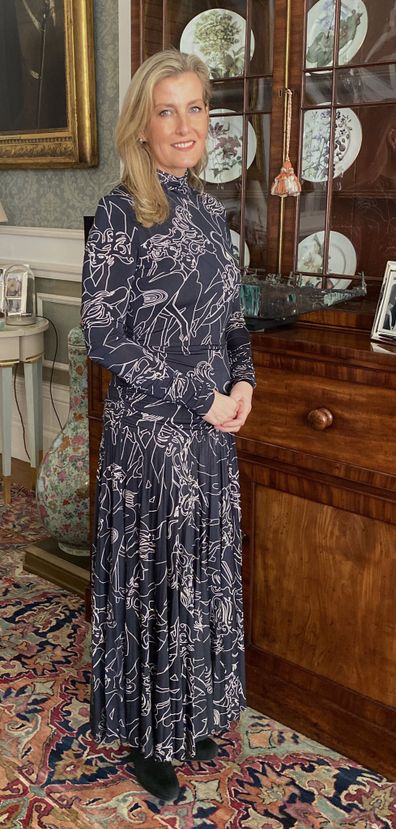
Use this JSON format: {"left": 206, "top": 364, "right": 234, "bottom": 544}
{"left": 297, "top": 0, "right": 396, "bottom": 299}
{"left": 133, "top": 0, "right": 277, "bottom": 271}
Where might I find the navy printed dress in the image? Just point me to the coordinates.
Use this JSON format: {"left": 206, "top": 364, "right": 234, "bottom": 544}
{"left": 81, "top": 170, "right": 255, "bottom": 761}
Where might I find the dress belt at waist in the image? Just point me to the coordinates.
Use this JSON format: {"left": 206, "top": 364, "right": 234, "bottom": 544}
{"left": 145, "top": 344, "right": 226, "bottom": 354}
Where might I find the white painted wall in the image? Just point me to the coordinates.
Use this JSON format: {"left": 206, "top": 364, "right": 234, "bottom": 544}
{"left": 0, "top": 225, "right": 84, "bottom": 282}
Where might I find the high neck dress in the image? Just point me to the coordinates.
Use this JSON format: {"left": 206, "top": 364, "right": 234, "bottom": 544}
{"left": 81, "top": 170, "right": 256, "bottom": 761}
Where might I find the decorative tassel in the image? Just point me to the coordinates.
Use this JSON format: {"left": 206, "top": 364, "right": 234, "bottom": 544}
{"left": 271, "top": 89, "right": 302, "bottom": 198}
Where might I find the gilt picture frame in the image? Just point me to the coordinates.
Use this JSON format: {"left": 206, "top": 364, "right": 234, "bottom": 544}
{"left": 0, "top": 0, "right": 97, "bottom": 168}
{"left": 371, "top": 261, "right": 396, "bottom": 343}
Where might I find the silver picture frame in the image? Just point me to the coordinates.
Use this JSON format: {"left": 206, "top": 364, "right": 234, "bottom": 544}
{"left": 4, "top": 269, "right": 27, "bottom": 316}
{"left": 371, "top": 260, "right": 396, "bottom": 343}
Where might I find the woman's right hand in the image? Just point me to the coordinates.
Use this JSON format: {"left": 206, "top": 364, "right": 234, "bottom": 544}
{"left": 203, "top": 390, "right": 238, "bottom": 428}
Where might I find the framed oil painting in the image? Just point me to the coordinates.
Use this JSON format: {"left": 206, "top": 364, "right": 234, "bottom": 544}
{"left": 0, "top": 0, "right": 97, "bottom": 168}
{"left": 371, "top": 261, "right": 396, "bottom": 344}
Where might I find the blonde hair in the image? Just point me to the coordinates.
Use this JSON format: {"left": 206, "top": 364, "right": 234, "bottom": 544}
{"left": 116, "top": 50, "right": 211, "bottom": 227}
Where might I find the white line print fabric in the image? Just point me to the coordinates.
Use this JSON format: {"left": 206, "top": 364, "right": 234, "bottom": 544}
{"left": 81, "top": 170, "right": 256, "bottom": 761}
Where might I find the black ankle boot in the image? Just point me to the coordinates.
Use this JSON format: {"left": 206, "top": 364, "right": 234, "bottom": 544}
{"left": 129, "top": 749, "right": 180, "bottom": 801}
{"left": 192, "top": 736, "right": 219, "bottom": 761}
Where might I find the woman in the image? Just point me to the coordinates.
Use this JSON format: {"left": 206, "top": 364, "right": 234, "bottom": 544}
{"left": 81, "top": 49, "right": 255, "bottom": 802}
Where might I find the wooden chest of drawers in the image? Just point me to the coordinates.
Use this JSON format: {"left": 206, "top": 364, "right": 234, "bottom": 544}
{"left": 247, "top": 365, "right": 396, "bottom": 481}
{"left": 237, "top": 325, "right": 396, "bottom": 779}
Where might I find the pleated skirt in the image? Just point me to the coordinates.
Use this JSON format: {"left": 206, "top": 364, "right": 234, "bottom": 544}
{"left": 90, "top": 399, "right": 246, "bottom": 761}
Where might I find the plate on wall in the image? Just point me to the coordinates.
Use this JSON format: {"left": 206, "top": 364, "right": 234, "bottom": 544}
{"left": 306, "top": 0, "right": 368, "bottom": 68}
{"left": 180, "top": 8, "right": 255, "bottom": 79}
{"left": 297, "top": 230, "right": 356, "bottom": 288}
{"left": 302, "top": 106, "right": 362, "bottom": 182}
{"left": 204, "top": 109, "right": 257, "bottom": 184}
{"left": 230, "top": 229, "right": 250, "bottom": 267}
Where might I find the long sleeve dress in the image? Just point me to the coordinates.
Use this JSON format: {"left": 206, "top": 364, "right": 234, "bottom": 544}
{"left": 81, "top": 170, "right": 256, "bottom": 762}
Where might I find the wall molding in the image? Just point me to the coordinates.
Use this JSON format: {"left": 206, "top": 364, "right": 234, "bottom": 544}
{"left": 36, "top": 292, "right": 82, "bottom": 370}
{"left": 0, "top": 376, "right": 70, "bottom": 463}
{"left": 0, "top": 225, "right": 84, "bottom": 282}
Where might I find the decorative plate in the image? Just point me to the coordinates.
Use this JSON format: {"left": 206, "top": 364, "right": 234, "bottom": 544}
{"left": 302, "top": 107, "right": 362, "bottom": 182}
{"left": 230, "top": 230, "right": 250, "bottom": 267}
{"left": 306, "top": 0, "right": 368, "bottom": 68}
{"left": 180, "top": 8, "right": 255, "bottom": 79}
{"left": 205, "top": 109, "right": 257, "bottom": 184}
{"left": 297, "top": 230, "right": 356, "bottom": 288}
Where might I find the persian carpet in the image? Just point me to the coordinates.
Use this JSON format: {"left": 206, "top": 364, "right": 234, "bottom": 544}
{"left": 0, "top": 483, "right": 49, "bottom": 547}
{"left": 1, "top": 547, "right": 396, "bottom": 828}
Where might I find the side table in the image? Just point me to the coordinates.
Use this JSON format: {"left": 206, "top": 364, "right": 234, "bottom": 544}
{"left": 0, "top": 319, "right": 49, "bottom": 503}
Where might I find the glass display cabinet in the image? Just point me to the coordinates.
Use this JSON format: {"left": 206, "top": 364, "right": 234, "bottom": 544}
{"left": 297, "top": 0, "right": 396, "bottom": 309}
{"left": 87, "top": 0, "right": 396, "bottom": 780}
{"left": 132, "top": 0, "right": 279, "bottom": 274}
{"left": 131, "top": 0, "right": 396, "bottom": 326}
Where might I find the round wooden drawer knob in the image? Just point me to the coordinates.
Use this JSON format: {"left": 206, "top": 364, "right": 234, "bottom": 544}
{"left": 307, "top": 407, "right": 333, "bottom": 430}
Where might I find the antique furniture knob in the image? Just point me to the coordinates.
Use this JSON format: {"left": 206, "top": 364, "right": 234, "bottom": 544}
{"left": 306, "top": 407, "right": 333, "bottom": 430}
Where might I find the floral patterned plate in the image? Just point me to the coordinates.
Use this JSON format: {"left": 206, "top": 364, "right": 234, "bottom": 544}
{"left": 205, "top": 109, "right": 257, "bottom": 184}
{"left": 297, "top": 230, "right": 356, "bottom": 288}
{"left": 230, "top": 230, "right": 250, "bottom": 267}
{"left": 306, "top": 0, "right": 368, "bottom": 68}
{"left": 301, "top": 107, "right": 362, "bottom": 182}
{"left": 180, "top": 8, "right": 255, "bottom": 79}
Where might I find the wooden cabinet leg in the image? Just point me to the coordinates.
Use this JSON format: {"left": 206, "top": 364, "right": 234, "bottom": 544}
{"left": 2, "top": 475, "right": 11, "bottom": 504}
{"left": 0, "top": 365, "right": 14, "bottom": 502}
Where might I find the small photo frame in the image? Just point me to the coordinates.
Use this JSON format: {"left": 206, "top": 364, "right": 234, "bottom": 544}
{"left": 5, "top": 269, "right": 27, "bottom": 316}
{"left": 371, "top": 261, "right": 396, "bottom": 343}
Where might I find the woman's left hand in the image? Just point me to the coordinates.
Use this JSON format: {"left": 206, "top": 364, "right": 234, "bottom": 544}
{"left": 217, "top": 381, "right": 253, "bottom": 433}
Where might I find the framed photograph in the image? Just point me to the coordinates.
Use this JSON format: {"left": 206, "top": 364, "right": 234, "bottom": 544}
{"left": 0, "top": 0, "right": 97, "bottom": 168}
{"left": 4, "top": 271, "right": 28, "bottom": 316}
{"left": 371, "top": 261, "right": 396, "bottom": 343}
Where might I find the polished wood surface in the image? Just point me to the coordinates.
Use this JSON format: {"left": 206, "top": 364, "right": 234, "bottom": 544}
{"left": 253, "top": 486, "right": 396, "bottom": 708}
{"left": 0, "top": 457, "right": 34, "bottom": 490}
{"left": 25, "top": 541, "right": 90, "bottom": 598}
{"left": 244, "top": 364, "right": 396, "bottom": 477}
{"left": 88, "top": 361, "right": 111, "bottom": 419}
{"left": 236, "top": 324, "right": 396, "bottom": 780}
{"left": 246, "top": 650, "right": 396, "bottom": 780}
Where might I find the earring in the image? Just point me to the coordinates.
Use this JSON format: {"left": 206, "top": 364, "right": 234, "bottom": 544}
{"left": 138, "top": 138, "right": 145, "bottom": 144}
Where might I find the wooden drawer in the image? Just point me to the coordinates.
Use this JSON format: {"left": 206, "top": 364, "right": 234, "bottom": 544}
{"left": 244, "top": 365, "right": 396, "bottom": 477}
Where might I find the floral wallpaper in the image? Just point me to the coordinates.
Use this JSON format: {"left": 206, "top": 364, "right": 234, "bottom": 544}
{"left": 0, "top": 1, "right": 120, "bottom": 229}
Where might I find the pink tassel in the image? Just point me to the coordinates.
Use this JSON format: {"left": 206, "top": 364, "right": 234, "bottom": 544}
{"left": 271, "top": 89, "right": 302, "bottom": 198}
{"left": 271, "top": 157, "right": 301, "bottom": 197}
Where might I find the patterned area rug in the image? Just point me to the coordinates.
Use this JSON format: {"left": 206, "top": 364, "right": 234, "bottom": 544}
{"left": 0, "top": 483, "right": 49, "bottom": 547}
{"left": 0, "top": 548, "right": 395, "bottom": 828}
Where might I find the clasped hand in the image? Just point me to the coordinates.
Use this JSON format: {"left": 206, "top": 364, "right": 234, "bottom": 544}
{"left": 203, "top": 381, "right": 253, "bottom": 433}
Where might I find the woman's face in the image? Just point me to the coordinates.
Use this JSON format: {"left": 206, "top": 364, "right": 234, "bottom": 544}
{"left": 142, "top": 71, "right": 209, "bottom": 177}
